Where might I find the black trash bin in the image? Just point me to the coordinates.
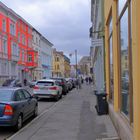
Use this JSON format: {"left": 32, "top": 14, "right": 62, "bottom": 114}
{"left": 95, "top": 92, "right": 108, "bottom": 115}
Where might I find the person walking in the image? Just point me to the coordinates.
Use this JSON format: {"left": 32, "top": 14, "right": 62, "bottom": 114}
{"left": 85, "top": 77, "right": 89, "bottom": 85}
{"left": 23, "top": 78, "right": 27, "bottom": 86}
{"left": 76, "top": 77, "right": 82, "bottom": 89}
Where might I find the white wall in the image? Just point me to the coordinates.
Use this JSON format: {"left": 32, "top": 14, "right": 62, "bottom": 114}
{"left": 40, "top": 38, "right": 52, "bottom": 78}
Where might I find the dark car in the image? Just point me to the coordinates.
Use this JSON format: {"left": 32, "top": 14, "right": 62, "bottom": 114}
{"left": 2, "top": 79, "right": 22, "bottom": 87}
{"left": 51, "top": 77, "right": 68, "bottom": 95}
{"left": 0, "top": 87, "right": 38, "bottom": 131}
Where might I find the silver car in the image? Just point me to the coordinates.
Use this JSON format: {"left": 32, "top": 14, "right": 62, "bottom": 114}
{"left": 33, "top": 79, "right": 62, "bottom": 101}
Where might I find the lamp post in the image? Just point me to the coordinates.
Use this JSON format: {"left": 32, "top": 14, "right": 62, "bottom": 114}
{"left": 75, "top": 50, "right": 78, "bottom": 78}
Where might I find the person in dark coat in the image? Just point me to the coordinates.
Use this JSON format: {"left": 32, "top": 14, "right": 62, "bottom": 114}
{"left": 24, "top": 79, "right": 27, "bottom": 86}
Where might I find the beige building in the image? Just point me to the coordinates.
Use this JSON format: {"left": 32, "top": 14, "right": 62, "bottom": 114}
{"left": 79, "top": 56, "right": 91, "bottom": 77}
{"left": 52, "top": 49, "right": 65, "bottom": 77}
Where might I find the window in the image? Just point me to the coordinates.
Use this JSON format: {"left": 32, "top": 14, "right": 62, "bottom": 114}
{"left": 1, "top": 61, "right": 8, "bottom": 75}
{"left": 28, "top": 27, "right": 31, "bottom": 34}
{"left": 118, "top": 0, "right": 127, "bottom": 15}
{"left": 22, "top": 49, "right": 24, "bottom": 62}
{"left": 118, "top": 0, "right": 133, "bottom": 122}
{"left": 12, "top": 42, "right": 19, "bottom": 56}
{"left": 56, "top": 57, "right": 59, "bottom": 62}
{"left": 36, "top": 81, "right": 54, "bottom": 86}
{"left": 36, "top": 37, "right": 38, "bottom": 44}
{"left": 14, "top": 91, "right": 21, "bottom": 101}
{"left": 125, "top": 56, "right": 127, "bottom": 60}
{"left": 2, "top": 37, "right": 7, "bottom": 54}
{"left": 22, "top": 34, "right": 25, "bottom": 45}
{"left": 18, "top": 32, "right": 20, "bottom": 43}
{"left": 15, "top": 90, "right": 26, "bottom": 101}
{"left": 2, "top": 19, "right": 6, "bottom": 32}
{"left": 11, "top": 62, "right": 16, "bottom": 75}
{"left": 10, "top": 23, "right": 16, "bottom": 36}
{"left": 28, "top": 54, "right": 32, "bottom": 62}
{"left": 22, "top": 90, "right": 31, "bottom": 99}
{"left": 108, "top": 17, "right": 114, "bottom": 101}
{"left": 28, "top": 38, "right": 32, "bottom": 47}
{"left": 120, "top": 8, "right": 129, "bottom": 116}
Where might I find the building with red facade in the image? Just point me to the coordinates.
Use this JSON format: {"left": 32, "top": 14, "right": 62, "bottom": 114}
{"left": 0, "top": 2, "right": 38, "bottom": 84}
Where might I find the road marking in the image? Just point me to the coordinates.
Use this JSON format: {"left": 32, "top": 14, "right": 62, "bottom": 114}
{"left": 7, "top": 99, "right": 63, "bottom": 140}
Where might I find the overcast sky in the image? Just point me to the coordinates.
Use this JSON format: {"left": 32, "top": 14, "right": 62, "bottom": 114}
{"left": 1, "top": 0, "right": 91, "bottom": 64}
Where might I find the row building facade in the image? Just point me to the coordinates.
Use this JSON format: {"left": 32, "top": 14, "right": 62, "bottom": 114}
{"left": 91, "top": 0, "right": 140, "bottom": 139}
{"left": 52, "top": 49, "right": 70, "bottom": 78}
{"left": 0, "top": 2, "right": 53, "bottom": 84}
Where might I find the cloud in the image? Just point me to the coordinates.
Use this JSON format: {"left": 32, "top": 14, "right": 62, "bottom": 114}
{"left": 1, "top": 0, "right": 91, "bottom": 64}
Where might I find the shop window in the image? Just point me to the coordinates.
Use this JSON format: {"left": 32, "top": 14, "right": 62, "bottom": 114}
{"left": 118, "top": 0, "right": 133, "bottom": 122}
{"left": 118, "top": 0, "right": 127, "bottom": 15}
{"left": 120, "top": 9, "right": 129, "bottom": 115}
{"left": 108, "top": 17, "right": 114, "bottom": 101}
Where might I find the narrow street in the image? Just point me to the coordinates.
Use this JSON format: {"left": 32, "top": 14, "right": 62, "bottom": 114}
{"left": 6, "top": 84, "right": 118, "bottom": 140}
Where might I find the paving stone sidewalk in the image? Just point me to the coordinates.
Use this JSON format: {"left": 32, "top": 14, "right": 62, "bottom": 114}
{"left": 8, "top": 84, "right": 119, "bottom": 140}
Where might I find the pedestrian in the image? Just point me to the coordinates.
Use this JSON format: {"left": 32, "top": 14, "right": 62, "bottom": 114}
{"left": 85, "top": 77, "right": 89, "bottom": 85}
{"left": 23, "top": 78, "right": 27, "bottom": 86}
{"left": 76, "top": 77, "right": 82, "bottom": 89}
{"left": 89, "top": 77, "right": 92, "bottom": 84}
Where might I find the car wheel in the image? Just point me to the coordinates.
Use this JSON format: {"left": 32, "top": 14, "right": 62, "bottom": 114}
{"left": 14, "top": 115, "right": 23, "bottom": 131}
{"left": 59, "top": 94, "right": 62, "bottom": 99}
{"left": 54, "top": 94, "right": 59, "bottom": 101}
{"left": 33, "top": 106, "right": 38, "bottom": 117}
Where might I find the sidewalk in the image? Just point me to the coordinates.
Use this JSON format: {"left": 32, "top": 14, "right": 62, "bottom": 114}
{"left": 8, "top": 84, "right": 119, "bottom": 140}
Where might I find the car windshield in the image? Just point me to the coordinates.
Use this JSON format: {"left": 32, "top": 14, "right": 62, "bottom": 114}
{"left": 0, "top": 90, "right": 13, "bottom": 101}
{"left": 36, "top": 81, "right": 54, "bottom": 86}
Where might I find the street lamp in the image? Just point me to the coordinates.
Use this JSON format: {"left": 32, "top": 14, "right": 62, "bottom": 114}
{"left": 75, "top": 49, "right": 78, "bottom": 78}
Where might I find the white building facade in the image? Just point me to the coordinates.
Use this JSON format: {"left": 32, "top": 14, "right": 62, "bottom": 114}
{"left": 90, "top": 0, "right": 105, "bottom": 91}
{"left": 41, "top": 36, "right": 53, "bottom": 78}
{"left": 32, "top": 28, "right": 43, "bottom": 80}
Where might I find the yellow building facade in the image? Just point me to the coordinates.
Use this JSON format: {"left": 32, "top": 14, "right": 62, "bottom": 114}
{"left": 52, "top": 49, "right": 64, "bottom": 77}
{"left": 104, "top": 0, "right": 140, "bottom": 139}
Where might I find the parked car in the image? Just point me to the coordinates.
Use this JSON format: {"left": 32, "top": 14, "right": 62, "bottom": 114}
{"left": 33, "top": 79, "right": 62, "bottom": 101}
{"left": 65, "top": 78, "right": 73, "bottom": 91}
{"left": 28, "top": 81, "right": 37, "bottom": 88}
{"left": 51, "top": 77, "right": 68, "bottom": 95}
{"left": 0, "top": 87, "right": 38, "bottom": 131}
{"left": 2, "top": 79, "right": 22, "bottom": 87}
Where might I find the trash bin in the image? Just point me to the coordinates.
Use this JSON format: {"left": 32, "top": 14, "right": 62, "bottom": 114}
{"left": 95, "top": 91, "right": 108, "bottom": 115}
